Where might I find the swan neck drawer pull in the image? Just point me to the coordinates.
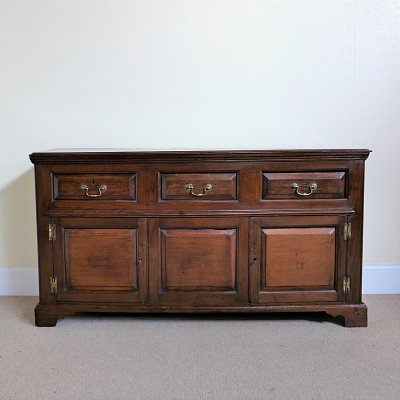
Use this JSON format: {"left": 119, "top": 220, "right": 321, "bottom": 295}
{"left": 186, "top": 183, "right": 213, "bottom": 197}
{"left": 291, "top": 182, "right": 317, "bottom": 196}
{"left": 80, "top": 184, "right": 108, "bottom": 197}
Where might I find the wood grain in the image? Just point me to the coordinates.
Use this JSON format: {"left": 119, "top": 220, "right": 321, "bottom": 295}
{"left": 263, "top": 172, "right": 345, "bottom": 199}
{"left": 53, "top": 173, "right": 136, "bottom": 200}
{"left": 262, "top": 227, "right": 335, "bottom": 288}
{"left": 250, "top": 215, "right": 347, "bottom": 304}
{"left": 65, "top": 228, "right": 137, "bottom": 290}
{"left": 151, "top": 217, "right": 247, "bottom": 307}
{"left": 161, "top": 173, "right": 237, "bottom": 200}
{"left": 30, "top": 149, "right": 369, "bottom": 327}
{"left": 54, "top": 218, "right": 147, "bottom": 303}
{"left": 160, "top": 228, "right": 236, "bottom": 291}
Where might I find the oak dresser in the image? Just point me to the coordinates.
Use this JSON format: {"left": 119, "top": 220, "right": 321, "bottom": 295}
{"left": 30, "top": 149, "right": 370, "bottom": 327}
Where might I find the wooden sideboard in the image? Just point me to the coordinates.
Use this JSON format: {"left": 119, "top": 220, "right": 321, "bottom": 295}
{"left": 30, "top": 149, "right": 370, "bottom": 327}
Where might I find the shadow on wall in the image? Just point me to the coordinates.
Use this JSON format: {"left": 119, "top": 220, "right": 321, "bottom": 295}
{"left": 0, "top": 168, "right": 37, "bottom": 267}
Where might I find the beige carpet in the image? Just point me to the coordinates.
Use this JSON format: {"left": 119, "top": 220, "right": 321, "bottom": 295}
{"left": 0, "top": 296, "right": 399, "bottom": 400}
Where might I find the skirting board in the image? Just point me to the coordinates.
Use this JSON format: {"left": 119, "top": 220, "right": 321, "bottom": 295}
{"left": 0, "top": 265, "right": 399, "bottom": 296}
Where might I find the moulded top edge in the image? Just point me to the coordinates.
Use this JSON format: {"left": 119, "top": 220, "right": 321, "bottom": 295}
{"left": 29, "top": 149, "right": 371, "bottom": 164}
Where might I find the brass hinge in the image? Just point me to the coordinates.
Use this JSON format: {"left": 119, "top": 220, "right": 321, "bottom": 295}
{"left": 343, "top": 276, "right": 351, "bottom": 294}
{"left": 50, "top": 277, "right": 58, "bottom": 294}
{"left": 344, "top": 222, "right": 352, "bottom": 241}
{"left": 48, "top": 224, "right": 56, "bottom": 241}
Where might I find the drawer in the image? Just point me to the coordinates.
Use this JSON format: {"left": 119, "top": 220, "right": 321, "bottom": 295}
{"left": 262, "top": 172, "right": 345, "bottom": 199}
{"left": 53, "top": 173, "right": 136, "bottom": 200}
{"left": 161, "top": 173, "right": 237, "bottom": 200}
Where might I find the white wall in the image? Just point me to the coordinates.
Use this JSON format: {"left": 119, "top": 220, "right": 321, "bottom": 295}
{"left": 0, "top": 1, "right": 399, "bottom": 271}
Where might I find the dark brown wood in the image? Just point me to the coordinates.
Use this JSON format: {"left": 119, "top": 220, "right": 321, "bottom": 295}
{"left": 34, "top": 305, "right": 58, "bottom": 327}
{"left": 33, "top": 165, "right": 56, "bottom": 305}
{"left": 65, "top": 228, "right": 137, "bottom": 290}
{"left": 53, "top": 218, "right": 147, "bottom": 303}
{"left": 239, "top": 169, "right": 262, "bottom": 202}
{"left": 160, "top": 228, "right": 236, "bottom": 291}
{"left": 30, "top": 149, "right": 369, "bottom": 327}
{"left": 34, "top": 302, "right": 367, "bottom": 327}
{"left": 29, "top": 149, "right": 371, "bottom": 164}
{"left": 161, "top": 172, "right": 237, "bottom": 200}
{"left": 261, "top": 227, "right": 335, "bottom": 287}
{"left": 40, "top": 161, "right": 360, "bottom": 215}
{"left": 150, "top": 217, "right": 248, "bottom": 306}
{"left": 346, "top": 160, "right": 366, "bottom": 303}
{"left": 263, "top": 171, "right": 345, "bottom": 199}
{"left": 249, "top": 215, "right": 347, "bottom": 303}
{"left": 325, "top": 303, "right": 367, "bottom": 327}
{"left": 53, "top": 173, "right": 136, "bottom": 200}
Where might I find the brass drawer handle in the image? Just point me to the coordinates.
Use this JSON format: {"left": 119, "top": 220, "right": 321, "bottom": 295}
{"left": 80, "top": 184, "right": 108, "bottom": 197}
{"left": 186, "top": 183, "right": 213, "bottom": 197}
{"left": 291, "top": 182, "right": 317, "bottom": 196}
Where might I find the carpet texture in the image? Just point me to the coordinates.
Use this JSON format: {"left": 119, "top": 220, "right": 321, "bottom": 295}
{"left": 0, "top": 295, "right": 399, "bottom": 400}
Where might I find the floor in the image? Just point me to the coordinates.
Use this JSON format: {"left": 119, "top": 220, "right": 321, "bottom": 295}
{"left": 0, "top": 295, "right": 399, "bottom": 400}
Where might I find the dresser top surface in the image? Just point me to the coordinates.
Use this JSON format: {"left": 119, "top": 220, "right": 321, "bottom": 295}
{"left": 30, "top": 148, "right": 371, "bottom": 164}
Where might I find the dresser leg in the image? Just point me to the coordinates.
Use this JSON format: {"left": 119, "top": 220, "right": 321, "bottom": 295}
{"left": 343, "top": 306, "right": 368, "bottom": 327}
{"left": 326, "top": 304, "right": 367, "bottom": 327}
{"left": 35, "top": 304, "right": 58, "bottom": 327}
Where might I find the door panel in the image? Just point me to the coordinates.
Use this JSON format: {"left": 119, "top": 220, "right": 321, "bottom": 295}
{"left": 150, "top": 218, "right": 247, "bottom": 306}
{"left": 65, "top": 229, "right": 137, "bottom": 291}
{"left": 262, "top": 227, "right": 335, "bottom": 289}
{"left": 160, "top": 229, "right": 236, "bottom": 291}
{"left": 54, "top": 218, "right": 147, "bottom": 303}
{"left": 250, "top": 216, "right": 347, "bottom": 303}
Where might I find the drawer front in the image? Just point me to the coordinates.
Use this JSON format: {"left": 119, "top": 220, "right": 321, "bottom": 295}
{"left": 161, "top": 173, "right": 237, "bottom": 200}
{"left": 53, "top": 173, "right": 136, "bottom": 200}
{"left": 263, "top": 172, "right": 345, "bottom": 199}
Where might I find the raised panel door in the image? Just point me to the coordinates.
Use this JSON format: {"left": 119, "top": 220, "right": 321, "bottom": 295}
{"left": 53, "top": 218, "right": 147, "bottom": 303}
{"left": 149, "top": 218, "right": 248, "bottom": 306}
{"left": 250, "top": 216, "right": 347, "bottom": 303}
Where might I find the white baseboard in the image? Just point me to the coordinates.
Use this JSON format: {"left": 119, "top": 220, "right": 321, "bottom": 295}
{"left": 362, "top": 265, "right": 400, "bottom": 294}
{"left": 0, "top": 267, "right": 39, "bottom": 296}
{"left": 0, "top": 265, "right": 399, "bottom": 296}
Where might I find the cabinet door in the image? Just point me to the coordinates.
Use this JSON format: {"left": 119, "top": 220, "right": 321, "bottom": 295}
{"left": 53, "top": 218, "right": 147, "bottom": 303}
{"left": 250, "top": 216, "right": 347, "bottom": 303}
{"left": 149, "top": 218, "right": 248, "bottom": 306}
